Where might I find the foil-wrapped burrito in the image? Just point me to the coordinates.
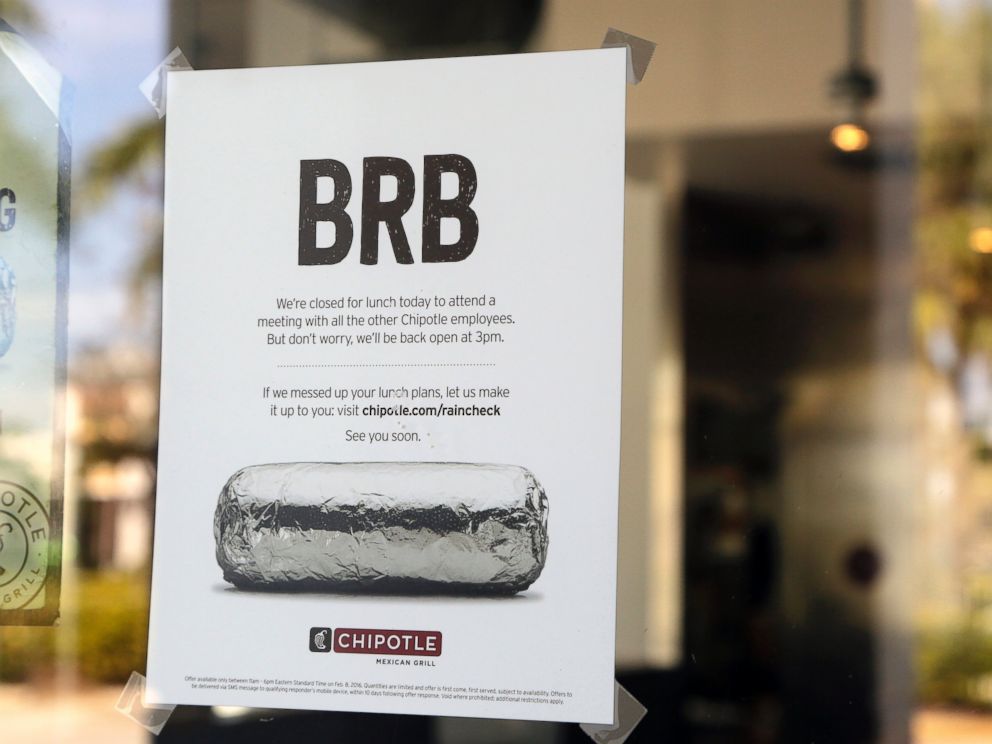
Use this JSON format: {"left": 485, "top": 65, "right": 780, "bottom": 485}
{"left": 214, "top": 462, "right": 549, "bottom": 594}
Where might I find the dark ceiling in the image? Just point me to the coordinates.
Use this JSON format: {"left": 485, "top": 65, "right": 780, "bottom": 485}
{"left": 306, "top": 0, "right": 543, "bottom": 50}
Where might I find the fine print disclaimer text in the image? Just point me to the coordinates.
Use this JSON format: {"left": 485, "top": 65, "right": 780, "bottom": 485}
{"left": 184, "top": 674, "right": 573, "bottom": 708}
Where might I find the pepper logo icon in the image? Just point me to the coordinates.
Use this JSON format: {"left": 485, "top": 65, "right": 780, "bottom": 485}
{"left": 309, "top": 627, "right": 332, "bottom": 653}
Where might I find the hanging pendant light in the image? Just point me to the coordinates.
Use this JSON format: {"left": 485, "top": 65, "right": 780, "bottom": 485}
{"left": 829, "top": 0, "right": 878, "bottom": 155}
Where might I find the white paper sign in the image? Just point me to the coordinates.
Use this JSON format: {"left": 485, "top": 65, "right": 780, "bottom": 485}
{"left": 147, "top": 48, "right": 626, "bottom": 724}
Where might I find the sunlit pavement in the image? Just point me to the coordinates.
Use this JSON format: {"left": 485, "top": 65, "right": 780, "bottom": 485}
{"left": 0, "top": 684, "right": 146, "bottom": 744}
{"left": 914, "top": 708, "right": 992, "bottom": 743}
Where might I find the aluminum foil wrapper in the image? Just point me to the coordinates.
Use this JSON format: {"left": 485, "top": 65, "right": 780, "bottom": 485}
{"left": 215, "top": 462, "right": 549, "bottom": 594}
{"left": 0, "top": 257, "right": 14, "bottom": 358}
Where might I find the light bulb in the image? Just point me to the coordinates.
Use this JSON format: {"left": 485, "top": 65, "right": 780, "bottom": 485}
{"left": 969, "top": 226, "right": 992, "bottom": 254}
{"left": 830, "top": 123, "right": 870, "bottom": 153}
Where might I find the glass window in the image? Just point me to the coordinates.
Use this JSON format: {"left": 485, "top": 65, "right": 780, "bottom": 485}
{"left": 1, "top": 1, "right": 985, "bottom": 741}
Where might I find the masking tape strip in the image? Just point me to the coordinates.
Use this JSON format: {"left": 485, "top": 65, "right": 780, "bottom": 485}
{"left": 115, "top": 671, "right": 177, "bottom": 736}
{"left": 141, "top": 34, "right": 650, "bottom": 120}
{"left": 580, "top": 681, "right": 648, "bottom": 744}
{"left": 139, "top": 46, "right": 193, "bottom": 118}
{"left": 601, "top": 28, "right": 656, "bottom": 85}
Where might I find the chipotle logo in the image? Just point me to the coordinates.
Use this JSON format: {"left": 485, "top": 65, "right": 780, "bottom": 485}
{"left": 332, "top": 628, "right": 442, "bottom": 657}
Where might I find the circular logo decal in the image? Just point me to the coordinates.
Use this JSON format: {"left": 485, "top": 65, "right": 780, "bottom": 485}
{"left": 0, "top": 481, "right": 49, "bottom": 610}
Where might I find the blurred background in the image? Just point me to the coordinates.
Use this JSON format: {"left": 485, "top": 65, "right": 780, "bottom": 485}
{"left": 0, "top": 0, "right": 988, "bottom": 741}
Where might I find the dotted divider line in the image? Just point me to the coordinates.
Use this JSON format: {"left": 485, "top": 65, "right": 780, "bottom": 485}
{"left": 276, "top": 363, "right": 497, "bottom": 368}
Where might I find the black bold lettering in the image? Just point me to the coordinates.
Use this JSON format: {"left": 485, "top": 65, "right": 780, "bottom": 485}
{"left": 361, "top": 157, "right": 415, "bottom": 265}
{"left": 422, "top": 154, "right": 478, "bottom": 263}
{"left": 0, "top": 188, "right": 15, "bottom": 232}
{"left": 298, "top": 160, "right": 352, "bottom": 265}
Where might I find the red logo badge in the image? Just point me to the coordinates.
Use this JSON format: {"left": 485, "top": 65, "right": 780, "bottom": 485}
{"left": 333, "top": 628, "right": 442, "bottom": 656}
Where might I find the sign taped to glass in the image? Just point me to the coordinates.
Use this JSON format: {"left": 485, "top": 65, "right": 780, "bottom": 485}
{"left": 147, "top": 49, "right": 625, "bottom": 723}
